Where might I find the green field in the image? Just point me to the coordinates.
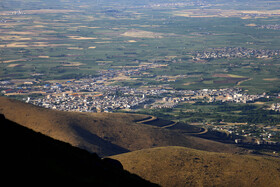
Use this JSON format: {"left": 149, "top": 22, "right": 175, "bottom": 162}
{"left": 1, "top": 0, "right": 280, "bottom": 94}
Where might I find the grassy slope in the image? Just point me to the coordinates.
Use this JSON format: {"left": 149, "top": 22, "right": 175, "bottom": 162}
{"left": 112, "top": 146, "right": 280, "bottom": 187}
{"left": 0, "top": 96, "right": 245, "bottom": 156}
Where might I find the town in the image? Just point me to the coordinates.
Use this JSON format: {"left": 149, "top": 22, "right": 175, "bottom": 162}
{"left": 192, "top": 47, "right": 280, "bottom": 60}
{"left": 3, "top": 76, "right": 280, "bottom": 145}
{"left": 212, "top": 123, "right": 280, "bottom": 146}
{"left": 259, "top": 24, "right": 280, "bottom": 30}
{"left": 0, "top": 77, "right": 270, "bottom": 113}
{"left": 269, "top": 103, "right": 280, "bottom": 112}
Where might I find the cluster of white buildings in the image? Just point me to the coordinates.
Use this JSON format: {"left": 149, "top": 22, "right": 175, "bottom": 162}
{"left": 28, "top": 93, "right": 147, "bottom": 113}
{"left": 259, "top": 24, "right": 280, "bottom": 30}
{"left": 213, "top": 124, "right": 279, "bottom": 145}
{"left": 193, "top": 47, "right": 280, "bottom": 60}
{"left": 269, "top": 103, "right": 280, "bottom": 112}
{"left": 146, "top": 88, "right": 267, "bottom": 109}
{"left": 0, "top": 76, "right": 268, "bottom": 112}
{"left": 10, "top": 10, "right": 25, "bottom": 15}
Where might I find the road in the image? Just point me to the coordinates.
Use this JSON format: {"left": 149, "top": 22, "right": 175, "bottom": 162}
{"left": 137, "top": 115, "right": 208, "bottom": 135}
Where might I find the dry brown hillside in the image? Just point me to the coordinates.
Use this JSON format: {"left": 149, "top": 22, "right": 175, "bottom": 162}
{"left": 0, "top": 96, "right": 245, "bottom": 156}
{"left": 112, "top": 146, "right": 280, "bottom": 187}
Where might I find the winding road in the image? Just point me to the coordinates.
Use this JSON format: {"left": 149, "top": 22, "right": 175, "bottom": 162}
{"left": 136, "top": 115, "right": 208, "bottom": 135}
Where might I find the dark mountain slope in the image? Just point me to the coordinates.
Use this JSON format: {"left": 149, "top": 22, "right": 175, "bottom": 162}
{"left": 0, "top": 96, "right": 246, "bottom": 156}
{"left": 0, "top": 114, "right": 158, "bottom": 186}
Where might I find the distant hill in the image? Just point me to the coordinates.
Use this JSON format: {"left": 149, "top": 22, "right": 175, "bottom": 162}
{"left": 112, "top": 146, "right": 280, "bottom": 187}
{"left": 0, "top": 96, "right": 245, "bottom": 156}
{"left": 0, "top": 114, "right": 158, "bottom": 186}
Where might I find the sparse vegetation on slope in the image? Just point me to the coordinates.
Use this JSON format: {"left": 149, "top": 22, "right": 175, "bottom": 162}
{"left": 0, "top": 96, "right": 245, "bottom": 156}
{"left": 112, "top": 146, "right": 280, "bottom": 187}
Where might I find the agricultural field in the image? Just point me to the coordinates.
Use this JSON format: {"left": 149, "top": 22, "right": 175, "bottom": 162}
{"left": 0, "top": 0, "right": 280, "bottom": 93}
{"left": 1, "top": 0, "right": 280, "bottom": 139}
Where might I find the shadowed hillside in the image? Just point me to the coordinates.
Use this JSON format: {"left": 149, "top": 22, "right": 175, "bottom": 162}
{"left": 112, "top": 146, "right": 280, "bottom": 187}
{"left": 0, "top": 114, "right": 158, "bottom": 186}
{"left": 0, "top": 96, "right": 245, "bottom": 156}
